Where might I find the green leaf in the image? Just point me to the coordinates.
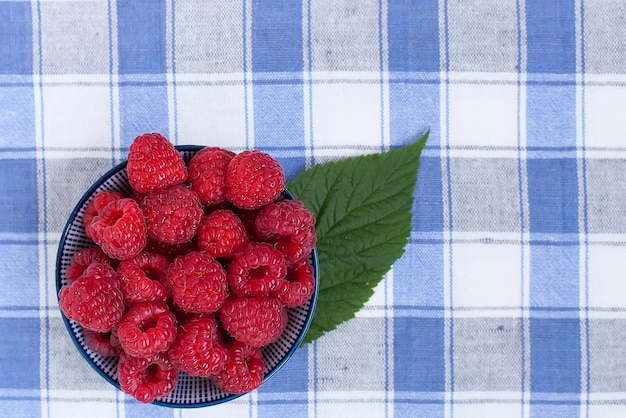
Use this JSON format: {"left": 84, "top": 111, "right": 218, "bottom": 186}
{"left": 287, "top": 131, "right": 428, "bottom": 345}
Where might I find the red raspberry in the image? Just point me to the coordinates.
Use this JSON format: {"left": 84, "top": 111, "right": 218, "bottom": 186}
{"left": 89, "top": 198, "right": 147, "bottom": 260}
{"left": 188, "top": 147, "right": 236, "bottom": 206}
{"left": 140, "top": 185, "right": 204, "bottom": 245}
{"left": 115, "top": 301, "right": 177, "bottom": 358}
{"left": 83, "top": 191, "right": 125, "bottom": 240}
{"left": 210, "top": 341, "right": 264, "bottom": 394}
{"left": 274, "top": 257, "right": 316, "bottom": 307}
{"left": 127, "top": 133, "right": 187, "bottom": 194}
{"left": 219, "top": 296, "right": 287, "bottom": 347}
{"left": 58, "top": 263, "right": 124, "bottom": 333}
{"left": 82, "top": 328, "right": 121, "bottom": 357}
{"left": 196, "top": 209, "right": 249, "bottom": 259}
{"left": 65, "top": 247, "right": 117, "bottom": 285}
{"left": 118, "top": 351, "right": 178, "bottom": 403}
{"left": 166, "top": 251, "right": 228, "bottom": 314}
{"left": 167, "top": 315, "right": 229, "bottom": 377}
{"left": 255, "top": 199, "right": 317, "bottom": 264}
{"left": 116, "top": 252, "right": 169, "bottom": 306}
{"left": 225, "top": 150, "right": 285, "bottom": 210}
{"left": 227, "top": 242, "right": 287, "bottom": 297}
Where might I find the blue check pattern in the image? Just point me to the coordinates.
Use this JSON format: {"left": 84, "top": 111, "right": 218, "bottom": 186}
{"left": 1, "top": 1, "right": 626, "bottom": 417}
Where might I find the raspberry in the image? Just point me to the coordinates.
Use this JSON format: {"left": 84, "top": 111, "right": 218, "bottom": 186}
{"left": 89, "top": 198, "right": 147, "bottom": 260}
{"left": 226, "top": 242, "right": 287, "bottom": 297}
{"left": 65, "top": 247, "right": 117, "bottom": 285}
{"left": 127, "top": 133, "right": 187, "bottom": 194}
{"left": 225, "top": 150, "right": 285, "bottom": 210}
{"left": 140, "top": 185, "right": 204, "bottom": 245}
{"left": 82, "top": 328, "right": 121, "bottom": 357}
{"left": 210, "top": 341, "right": 264, "bottom": 394}
{"left": 188, "top": 147, "right": 236, "bottom": 206}
{"left": 167, "top": 315, "right": 229, "bottom": 377}
{"left": 274, "top": 257, "right": 316, "bottom": 307}
{"left": 166, "top": 251, "right": 228, "bottom": 314}
{"left": 219, "top": 296, "right": 287, "bottom": 347}
{"left": 58, "top": 263, "right": 124, "bottom": 333}
{"left": 196, "top": 209, "right": 249, "bottom": 259}
{"left": 115, "top": 301, "right": 177, "bottom": 358}
{"left": 255, "top": 199, "right": 317, "bottom": 264}
{"left": 118, "top": 351, "right": 178, "bottom": 403}
{"left": 83, "top": 191, "right": 125, "bottom": 240}
{"left": 116, "top": 252, "right": 169, "bottom": 306}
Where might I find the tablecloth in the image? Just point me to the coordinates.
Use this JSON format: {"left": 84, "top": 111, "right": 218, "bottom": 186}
{"left": 2, "top": 0, "right": 626, "bottom": 417}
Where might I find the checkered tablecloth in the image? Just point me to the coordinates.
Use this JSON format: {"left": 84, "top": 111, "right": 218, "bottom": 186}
{"left": 2, "top": 1, "right": 626, "bottom": 417}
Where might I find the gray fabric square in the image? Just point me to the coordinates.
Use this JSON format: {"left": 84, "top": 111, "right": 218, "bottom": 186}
{"left": 584, "top": 1, "right": 626, "bottom": 74}
{"left": 175, "top": 0, "right": 244, "bottom": 74}
{"left": 316, "top": 318, "right": 386, "bottom": 391}
{"left": 40, "top": 2, "right": 110, "bottom": 74}
{"left": 589, "top": 319, "right": 626, "bottom": 392}
{"left": 450, "top": 158, "right": 521, "bottom": 232}
{"left": 586, "top": 159, "right": 626, "bottom": 234}
{"left": 447, "top": 0, "right": 518, "bottom": 72}
{"left": 48, "top": 316, "right": 113, "bottom": 391}
{"left": 46, "top": 158, "right": 116, "bottom": 233}
{"left": 310, "top": 0, "right": 380, "bottom": 72}
{"left": 453, "top": 318, "right": 522, "bottom": 391}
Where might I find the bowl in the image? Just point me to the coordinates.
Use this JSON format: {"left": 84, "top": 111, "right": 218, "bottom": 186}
{"left": 55, "top": 145, "right": 319, "bottom": 407}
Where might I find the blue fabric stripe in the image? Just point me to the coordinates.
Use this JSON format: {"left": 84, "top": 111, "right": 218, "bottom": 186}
{"left": 387, "top": 0, "right": 439, "bottom": 72}
{"left": 0, "top": 2, "right": 32, "bottom": 75}
{"left": 116, "top": 0, "right": 167, "bottom": 74}
{"left": 0, "top": 318, "right": 40, "bottom": 389}
{"left": 530, "top": 404, "right": 580, "bottom": 418}
{"left": 530, "top": 318, "right": 581, "bottom": 394}
{"left": 527, "top": 158, "right": 579, "bottom": 234}
{"left": 388, "top": 0, "right": 444, "bottom": 407}
{"left": 251, "top": 0, "right": 303, "bottom": 73}
{"left": 394, "top": 317, "right": 445, "bottom": 393}
{"left": 526, "top": 0, "right": 576, "bottom": 74}
{"left": 116, "top": 1, "right": 169, "bottom": 146}
{"left": 530, "top": 245, "right": 579, "bottom": 308}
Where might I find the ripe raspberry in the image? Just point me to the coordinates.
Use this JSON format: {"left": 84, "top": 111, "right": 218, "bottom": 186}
{"left": 89, "top": 198, "right": 147, "bottom": 260}
{"left": 65, "top": 247, "right": 117, "bottom": 285}
{"left": 116, "top": 252, "right": 169, "bottom": 306}
{"left": 115, "top": 301, "right": 177, "bottom": 358}
{"left": 127, "top": 133, "right": 187, "bottom": 194}
{"left": 219, "top": 296, "right": 287, "bottom": 347}
{"left": 196, "top": 209, "right": 249, "bottom": 259}
{"left": 274, "top": 257, "right": 316, "bottom": 307}
{"left": 83, "top": 191, "right": 125, "bottom": 240}
{"left": 188, "top": 147, "right": 236, "bottom": 206}
{"left": 255, "top": 199, "right": 317, "bottom": 264}
{"left": 225, "top": 150, "right": 285, "bottom": 210}
{"left": 58, "top": 263, "right": 124, "bottom": 333}
{"left": 227, "top": 242, "right": 287, "bottom": 297}
{"left": 167, "top": 315, "right": 229, "bottom": 377}
{"left": 210, "top": 341, "right": 264, "bottom": 394}
{"left": 118, "top": 351, "right": 178, "bottom": 403}
{"left": 140, "top": 185, "right": 204, "bottom": 245}
{"left": 82, "top": 328, "right": 121, "bottom": 357}
{"left": 166, "top": 251, "right": 228, "bottom": 314}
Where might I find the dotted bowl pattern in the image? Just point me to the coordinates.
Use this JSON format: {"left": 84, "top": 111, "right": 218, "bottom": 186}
{"left": 55, "top": 145, "right": 319, "bottom": 408}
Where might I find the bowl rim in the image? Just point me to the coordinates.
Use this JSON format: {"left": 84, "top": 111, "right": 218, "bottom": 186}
{"left": 55, "top": 144, "right": 320, "bottom": 408}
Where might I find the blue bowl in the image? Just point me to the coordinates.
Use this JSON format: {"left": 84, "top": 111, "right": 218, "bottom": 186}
{"left": 55, "top": 145, "right": 319, "bottom": 407}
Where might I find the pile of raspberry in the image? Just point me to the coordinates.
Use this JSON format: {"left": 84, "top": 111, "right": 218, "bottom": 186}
{"left": 58, "top": 133, "right": 317, "bottom": 403}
